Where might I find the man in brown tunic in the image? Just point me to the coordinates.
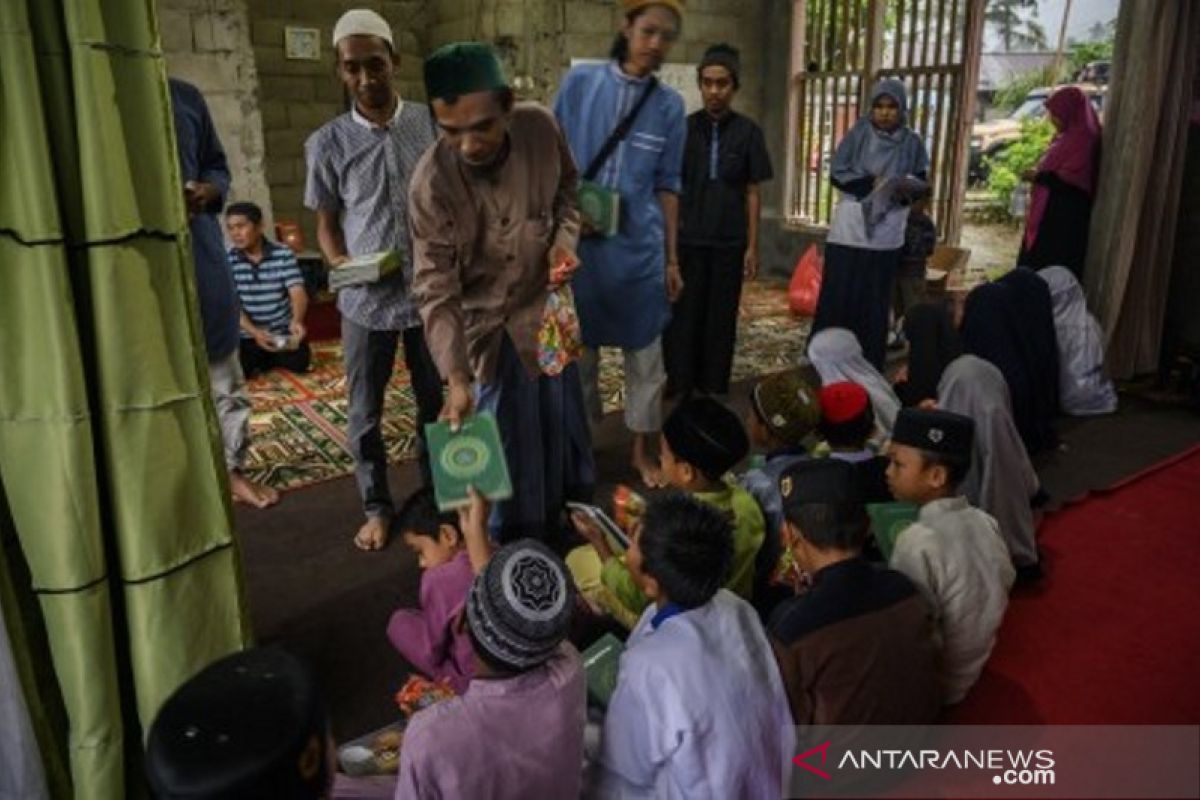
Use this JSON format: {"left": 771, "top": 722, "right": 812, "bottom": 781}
{"left": 409, "top": 43, "right": 594, "bottom": 543}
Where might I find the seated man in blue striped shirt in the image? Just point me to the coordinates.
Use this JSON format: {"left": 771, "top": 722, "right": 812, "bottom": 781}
{"left": 225, "top": 202, "right": 312, "bottom": 378}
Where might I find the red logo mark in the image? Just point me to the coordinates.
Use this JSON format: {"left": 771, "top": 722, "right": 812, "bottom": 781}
{"left": 792, "top": 741, "right": 833, "bottom": 780}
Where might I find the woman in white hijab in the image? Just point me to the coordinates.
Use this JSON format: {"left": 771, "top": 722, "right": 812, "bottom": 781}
{"left": 1038, "top": 266, "right": 1118, "bottom": 416}
{"left": 938, "top": 355, "right": 1040, "bottom": 574}
{"left": 807, "top": 328, "right": 901, "bottom": 434}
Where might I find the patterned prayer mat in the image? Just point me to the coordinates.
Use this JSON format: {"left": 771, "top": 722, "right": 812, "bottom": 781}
{"left": 243, "top": 281, "right": 809, "bottom": 492}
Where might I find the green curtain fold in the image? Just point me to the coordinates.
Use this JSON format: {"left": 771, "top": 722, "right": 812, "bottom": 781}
{"left": 0, "top": 1, "right": 251, "bottom": 797}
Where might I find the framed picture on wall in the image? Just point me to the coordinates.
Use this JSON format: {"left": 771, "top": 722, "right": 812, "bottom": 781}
{"left": 285, "top": 26, "right": 320, "bottom": 61}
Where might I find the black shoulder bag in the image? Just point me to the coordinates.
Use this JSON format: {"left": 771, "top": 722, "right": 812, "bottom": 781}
{"left": 578, "top": 77, "right": 659, "bottom": 238}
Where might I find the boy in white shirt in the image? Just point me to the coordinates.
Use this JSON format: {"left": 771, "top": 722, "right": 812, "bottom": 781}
{"left": 886, "top": 408, "right": 1016, "bottom": 704}
{"left": 594, "top": 493, "right": 793, "bottom": 799}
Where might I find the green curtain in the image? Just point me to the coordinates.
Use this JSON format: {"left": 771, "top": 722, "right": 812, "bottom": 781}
{"left": 0, "top": 1, "right": 251, "bottom": 797}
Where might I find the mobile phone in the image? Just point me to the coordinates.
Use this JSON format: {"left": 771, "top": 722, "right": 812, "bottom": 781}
{"left": 567, "top": 501, "right": 630, "bottom": 551}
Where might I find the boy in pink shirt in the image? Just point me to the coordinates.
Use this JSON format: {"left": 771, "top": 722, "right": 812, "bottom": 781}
{"left": 387, "top": 488, "right": 476, "bottom": 693}
{"left": 396, "top": 537, "right": 585, "bottom": 799}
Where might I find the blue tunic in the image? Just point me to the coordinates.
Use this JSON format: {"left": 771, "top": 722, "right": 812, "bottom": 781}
{"left": 554, "top": 62, "right": 686, "bottom": 350}
{"left": 170, "top": 79, "right": 240, "bottom": 361}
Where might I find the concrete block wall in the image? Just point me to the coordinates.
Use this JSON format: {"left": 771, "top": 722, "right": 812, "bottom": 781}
{"left": 242, "top": 0, "right": 430, "bottom": 245}
{"left": 159, "top": 0, "right": 274, "bottom": 230}
{"left": 156, "top": 0, "right": 783, "bottom": 255}
{"left": 427, "top": 0, "right": 768, "bottom": 118}
{"left": 557, "top": 0, "right": 768, "bottom": 123}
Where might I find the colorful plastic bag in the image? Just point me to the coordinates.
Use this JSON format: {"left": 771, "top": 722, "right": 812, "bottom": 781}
{"left": 788, "top": 243, "right": 824, "bottom": 317}
{"left": 537, "top": 284, "right": 583, "bottom": 376}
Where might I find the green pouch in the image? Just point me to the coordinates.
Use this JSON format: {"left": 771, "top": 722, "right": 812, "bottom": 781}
{"left": 578, "top": 181, "right": 620, "bottom": 238}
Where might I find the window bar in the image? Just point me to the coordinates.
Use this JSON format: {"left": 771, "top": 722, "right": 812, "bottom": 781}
{"left": 934, "top": 0, "right": 948, "bottom": 65}
{"left": 921, "top": 0, "right": 933, "bottom": 69}
{"left": 906, "top": 0, "right": 918, "bottom": 69}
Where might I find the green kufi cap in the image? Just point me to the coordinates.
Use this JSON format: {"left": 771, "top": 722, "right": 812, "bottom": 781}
{"left": 424, "top": 42, "right": 509, "bottom": 101}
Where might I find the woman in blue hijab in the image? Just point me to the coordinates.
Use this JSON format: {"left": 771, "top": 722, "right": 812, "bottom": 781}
{"left": 810, "top": 79, "right": 929, "bottom": 369}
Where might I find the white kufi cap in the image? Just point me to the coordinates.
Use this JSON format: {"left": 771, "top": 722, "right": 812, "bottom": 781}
{"left": 332, "top": 9, "right": 394, "bottom": 48}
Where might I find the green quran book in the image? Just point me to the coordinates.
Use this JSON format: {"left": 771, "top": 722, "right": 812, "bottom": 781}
{"left": 581, "top": 633, "right": 624, "bottom": 709}
{"left": 425, "top": 412, "right": 513, "bottom": 512}
{"left": 578, "top": 180, "right": 620, "bottom": 238}
{"left": 867, "top": 502, "right": 920, "bottom": 561}
{"left": 328, "top": 250, "right": 402, "bottom": 291}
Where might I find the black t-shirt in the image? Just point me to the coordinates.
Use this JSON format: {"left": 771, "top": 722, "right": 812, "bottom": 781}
{"left": 679, "top": 110, "right": 773, "bottom": 247}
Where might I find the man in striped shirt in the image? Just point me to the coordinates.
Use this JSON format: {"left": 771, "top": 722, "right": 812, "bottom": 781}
{"left": 225, "top": 202, "right": 312, "bottom": 378}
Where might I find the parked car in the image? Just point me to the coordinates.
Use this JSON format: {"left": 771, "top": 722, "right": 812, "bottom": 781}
{"left": 1074, "top": 60, "right": 1110, "bottom": 85}
{"left": 969, "top": 83, "right": 1106, "bottom": 183}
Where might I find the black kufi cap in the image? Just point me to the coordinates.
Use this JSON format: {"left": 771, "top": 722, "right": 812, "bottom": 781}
{"left": 891, "top": 408, "right": 975, "bottom": 458}
{"left": 145, "top": 647, "right": 327, "bottom": 800}
{"left": 663, "top": 395, "right": 750, "bottom": 479}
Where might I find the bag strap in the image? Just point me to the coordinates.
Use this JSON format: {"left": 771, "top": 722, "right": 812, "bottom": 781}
{"left": 582, "top": 77, "right": 659, "bottom": 181}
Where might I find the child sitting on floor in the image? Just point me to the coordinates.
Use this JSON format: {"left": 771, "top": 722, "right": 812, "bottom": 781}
{"left": 145, "top": 647, "right": 332, "bottom": 799}
{"left": 742, "top": 369, "right": 823, "bottom": 546}
{"left": 818, "top": 381, "right": 893, "bottom": 503}
{"left": 398, "top": 531, "right": 586, "bottom": 799}
{"left": 885, "top": 408, "right": 1016, "bottom": 704}
{"left": 593, "top": 493, "right": 792, "bottom": 798}
{"left": 575, "top": 396, "right": 765, "bottom": 617}
{"left": 386, "top": 488, "right": 482, "bottom": 694}
{"left": 741, "top": 370, "right": 822, "bottom": 616}
{"left": 768, "top": 458, "right": 940, "bottom": 725}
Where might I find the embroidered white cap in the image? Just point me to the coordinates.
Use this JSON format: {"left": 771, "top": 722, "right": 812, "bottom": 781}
{"left": 332, "top": 9, "right": 393, "bottom": 48}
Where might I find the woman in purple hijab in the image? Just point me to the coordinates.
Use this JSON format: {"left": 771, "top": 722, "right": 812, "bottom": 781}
{"left": 1016, "top": 86, "right": 1102, "bottom": 277}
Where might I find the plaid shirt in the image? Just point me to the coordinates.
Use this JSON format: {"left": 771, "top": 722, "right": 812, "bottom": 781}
{"left": 304, "top": 101, "right": 435, "bottom": 331}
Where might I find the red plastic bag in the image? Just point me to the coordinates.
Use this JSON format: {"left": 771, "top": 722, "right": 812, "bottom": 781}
{"left": 788, "top": 243, "right": 824, "bottom": 317}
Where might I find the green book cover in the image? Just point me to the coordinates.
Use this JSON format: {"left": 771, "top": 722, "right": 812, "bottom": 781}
{"left": 581, "top": 632, "right": 624, "bottom": 709}
{"left": 867, "top": 502, "right": 920, "bottom": 561}
{"left": 578, "top": 180, "right": 620, "bottom": 238}
{"left": 425, "top": 412, "right": 513, "bottom": 512}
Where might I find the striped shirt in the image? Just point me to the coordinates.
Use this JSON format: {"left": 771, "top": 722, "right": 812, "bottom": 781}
{"left": 227, "top": 240, "right": 304, "bottom": 336}
{"left": 303, "top": 100, "right": 435, "bottom": 331}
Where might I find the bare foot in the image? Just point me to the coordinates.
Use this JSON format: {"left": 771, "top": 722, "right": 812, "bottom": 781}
{"left": 354, "top": 516, "right": 390, "bottom": 552}
{"left": 632, "top": 457, "right": 663, "bottom": 489}
{"left": 631, "top": 433, "right": 663, "bottom": 488}
{"left": 230, "top": 472, "right": 280, "bottom": 508}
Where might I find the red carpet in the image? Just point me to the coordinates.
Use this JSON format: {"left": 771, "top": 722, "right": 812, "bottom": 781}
{"left": 949, "top": 445, "right": 1200, "bottom": 724}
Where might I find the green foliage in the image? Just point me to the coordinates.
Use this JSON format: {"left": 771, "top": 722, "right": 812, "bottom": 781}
{"left": 1067, "top": 38, "right": 1113, "bottom": 81}
{"left": 992, "top": 66, "right": 1056, "bottom": 113}
{"left": 984, "top": 118, "right": 1054, "bottom": 217}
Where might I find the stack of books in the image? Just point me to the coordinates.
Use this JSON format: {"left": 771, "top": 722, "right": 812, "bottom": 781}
{"left": 328, "top": 251, "right": 402, "bottom": 291}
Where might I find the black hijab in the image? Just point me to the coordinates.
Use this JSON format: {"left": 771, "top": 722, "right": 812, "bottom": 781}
{"left": 997, "top": 266, "right": 1061, "bottom": 423}
{"left": 961, "top": 281, "right": 1056, "bottom": 454}
{"left": 898, "top": 302, "right": 962, "bottom": 407}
